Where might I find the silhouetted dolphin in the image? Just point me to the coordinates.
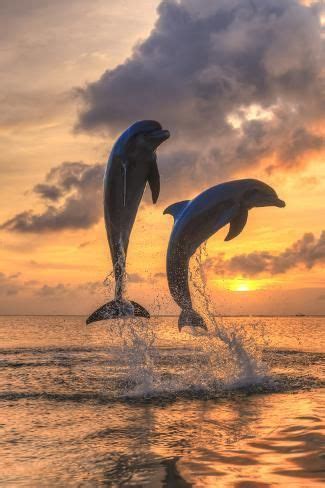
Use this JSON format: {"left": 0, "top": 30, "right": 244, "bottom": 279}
{"left": 87, "top": 120, "right": 170, "bottom": 324}
{"left": 164, "top": 179, "right": 285, "bottom": 331}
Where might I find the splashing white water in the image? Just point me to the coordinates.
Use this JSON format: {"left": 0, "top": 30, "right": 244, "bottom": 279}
{"left": 101, "top": 251, "right": 268, "bottom": 399}
{"left": 188, "top": 244, "right": 268, "bottom": 386}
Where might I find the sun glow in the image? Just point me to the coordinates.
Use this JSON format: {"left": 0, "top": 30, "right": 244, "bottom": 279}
{"left": 211, "top": 278, "right": 259, "bottom": 292}
{"left": 235, "top": 283, "right": 250, "bottom": 292}
{"left": 230, "top": 280, "right": 253, "bottom": 292}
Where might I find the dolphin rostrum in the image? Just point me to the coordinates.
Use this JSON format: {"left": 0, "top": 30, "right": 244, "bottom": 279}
{"left": 87, "top": 120, "right": 170, "bottom": 324}
{"left": 164, "top": 179, "right": 285, "bottom": 331}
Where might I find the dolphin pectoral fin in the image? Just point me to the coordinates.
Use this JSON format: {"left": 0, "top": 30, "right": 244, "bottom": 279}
{"left": 187, "top": 204, "right": 240, "bottom": 257}
{"left": 163, "top": 200, "right": 190, "bottom": 221}
{"left": 213, "top": 204, "right": 240, "bottom": 233}
{"left": 147, "top": 159, "right": 160, "bottom": 203}
{"left": 225, "top": 208, "right": 248, "bottom": 241}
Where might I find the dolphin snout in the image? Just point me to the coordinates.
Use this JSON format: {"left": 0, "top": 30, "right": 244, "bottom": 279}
{"left": 274, "top": 198, "right": 286, "bottom": 208}
{"left": 148, "top": 129, "right": 170, "bottom": 143}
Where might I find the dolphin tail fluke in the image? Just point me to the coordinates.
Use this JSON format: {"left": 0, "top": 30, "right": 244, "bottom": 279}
{"left": 130, "top": 301, "right": 151, "bottom": 318}
{"left": 178, "top": 309, "right": 207, "bottom": 331}
{"left": 86, "top": 300, "right": 150, "bottom": 325}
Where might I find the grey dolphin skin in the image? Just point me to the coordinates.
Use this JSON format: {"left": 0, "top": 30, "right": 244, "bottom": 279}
{"left": 164, "top": 179, "right": 285, "bottom": 331}
{"left": 87, "top": 120, "right": 170, "bottom": 324}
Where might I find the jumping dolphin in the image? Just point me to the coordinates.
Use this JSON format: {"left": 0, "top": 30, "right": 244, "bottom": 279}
{"left": 87, "top": 120, "right": 170, "bottom": 324}
{"left": 164, "top": 179, "right": 285, "bottom": 331}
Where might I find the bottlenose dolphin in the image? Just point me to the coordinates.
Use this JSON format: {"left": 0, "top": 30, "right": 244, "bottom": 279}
{"left": 87, "top": 120, "right": 170, "bottom": 324}
{"left": 164, "top": 179, "right": 285, "bottom": 331}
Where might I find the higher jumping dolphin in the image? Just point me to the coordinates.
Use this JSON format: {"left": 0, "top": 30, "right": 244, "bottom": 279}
{"left": 164, "top": 179, "right": 285, "bottom": 331}
{"left": 87, "top": 120, "right": 170, "bottom": 324}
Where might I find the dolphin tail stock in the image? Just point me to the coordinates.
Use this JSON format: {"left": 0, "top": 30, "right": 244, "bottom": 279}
{"left": 178, "top": 308, "right": 207, "bottom": 331}
{"left": 86, "top": 299, "right": 150, "bottom": 325}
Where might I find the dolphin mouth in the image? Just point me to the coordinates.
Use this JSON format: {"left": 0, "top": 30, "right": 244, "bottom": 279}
{"left": 147, "top": 129, "right": 170, "bottom": 143}
{"left": 252, "top": 196, "right": 286, "bottom": 208}
{"left": 274, "top": 198, "right": 286, "bottom": 208}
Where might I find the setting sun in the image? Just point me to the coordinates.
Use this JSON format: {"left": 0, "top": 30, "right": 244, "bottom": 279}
{"left": 235, "top": 283, "right": 251, "bottom": 292}
{"left": 229, "top": 280, "right": 253, "bottom": 292}
{"left": 211, "top": 278, "right": 262, "bottom": 293}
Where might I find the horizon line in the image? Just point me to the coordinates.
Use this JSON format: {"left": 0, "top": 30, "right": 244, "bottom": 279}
{"left": 0, "top": 314, "right": 324, "bottom": 318}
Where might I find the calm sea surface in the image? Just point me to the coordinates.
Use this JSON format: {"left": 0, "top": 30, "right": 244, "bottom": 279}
{"left": 0, "top": 315, "right": 324, "bottom": 487}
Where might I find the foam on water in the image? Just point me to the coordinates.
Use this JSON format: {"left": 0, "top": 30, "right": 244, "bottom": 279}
{"left": 102, "top": 246, "right": 269, "bottom": 399}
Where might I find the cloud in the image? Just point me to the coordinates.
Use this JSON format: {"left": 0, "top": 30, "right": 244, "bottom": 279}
{"left": 33, "top": 183, "right": 62, "bottom": 201}
{"left": 29, "top": 259, "right": 95, "bottom": 271}
{"left": 127, "top": 273, "right": 145, "bottom": 283}
{"left": 78, "top": 240, "right": 95, "bottom": 249}
{"left": 154, "top": 272, "right": 166, "bottom": 279}
{"left": 77, "top": 0, "right": 324, "bottom": 193}
{"left": 205, "top": 231, "right": 325, "bottom": 276}
{"left": 1, "top": 161, "right": 104, "bottom": 233}
{"left": 36, "top": 283, "right": 68, "bottom": 297}
{"left": 36, "top": 280, "right": 103, "bottom": 298}
{"left": 0, "top": 272, "right": 23, "bottom": 296}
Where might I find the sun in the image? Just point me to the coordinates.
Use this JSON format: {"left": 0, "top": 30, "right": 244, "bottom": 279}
{"left": 236, "top": 283, "right": 250, "bottom": 292}
{"left": 227, "top": 280, "right": 255, "bottom": 292}
{"left": 212, "top": 277, "right": 270, "bottom": 292}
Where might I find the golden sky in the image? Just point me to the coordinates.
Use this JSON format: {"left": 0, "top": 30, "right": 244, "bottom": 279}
{"left": 0, "top": 0, "right": 324, "bottom": 315}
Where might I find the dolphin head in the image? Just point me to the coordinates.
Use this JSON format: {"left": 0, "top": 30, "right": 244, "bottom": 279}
{"left": 111, "top": 120, "right": 170, "bottom": 206}
{"left": 239, "top": 179, "right": 286, "bottom": 209}
{"left": 218, "top": 179, "right": 285, "bottom": 242}
{"left": 117, "top": 120, "right": 170, "bottom": 163}
{"left": 134, "top": 123, "right": 170, "bottom": 152}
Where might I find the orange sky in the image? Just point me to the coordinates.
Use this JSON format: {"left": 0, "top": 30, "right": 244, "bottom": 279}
{"left": 0, "top": 0, "right": 324, "bottom": 316}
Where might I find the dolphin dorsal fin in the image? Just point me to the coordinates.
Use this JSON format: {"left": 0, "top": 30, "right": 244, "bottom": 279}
{"left": 224, "top": 208, "right": 248, "bottom": 241}
{"left": 163, "top": 200, "right": 189, "bottom": 221}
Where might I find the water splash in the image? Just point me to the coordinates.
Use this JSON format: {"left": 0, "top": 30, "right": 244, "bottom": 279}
{"left": 188, "top": 244, "right": 268, "bottom": 386}
{"left": 116, "top": 318, "right": 158, "bottom": 395}
{"left": 101, "top": 252, "right": 268, "bottom": 400}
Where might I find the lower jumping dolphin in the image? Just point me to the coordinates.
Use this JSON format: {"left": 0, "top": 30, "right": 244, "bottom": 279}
{"left": 164, "top": 179, "right": 285, "bottom": 331}
{"left": 87, "top": 120, "right": 170, "bottom": 324}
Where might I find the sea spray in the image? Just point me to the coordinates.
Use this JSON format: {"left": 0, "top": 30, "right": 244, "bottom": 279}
{"left": 189, "top": 244, "right": 268, "bottom": 385}
{"left": 119, "top": 318, "right": 158, "bottom": 395}
{"left": 101, "top": 258, "right": 268, "bottom": 399}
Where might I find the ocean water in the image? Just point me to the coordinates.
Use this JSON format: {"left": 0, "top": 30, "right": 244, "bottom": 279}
{"left": 0, "top": 315, "right": 324, "bottom": 487}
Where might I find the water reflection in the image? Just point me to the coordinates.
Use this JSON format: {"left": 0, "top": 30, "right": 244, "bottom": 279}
{"left": 0, "top": 316, "right": 324, "bottom": 486}
{"left": 56, "top": 391, "right": 323, "bottom": 486}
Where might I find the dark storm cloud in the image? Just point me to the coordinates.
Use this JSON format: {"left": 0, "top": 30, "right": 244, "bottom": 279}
{"left": 1, "top": 162, "right": 104, "bottom": 232}
{"left": 77, "top": 0, "right": 324, "bottom": 191}
{"left": 206, "top": 231, "right": 325, "bottom": 276}
{"left": 33, "top": 183, "right": 62, "bottom": 201}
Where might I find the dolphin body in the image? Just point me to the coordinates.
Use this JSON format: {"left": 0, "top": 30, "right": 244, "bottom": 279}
{"left": 87, "top": 120, "right": 170, "bottom": 324}
{"left": 164, "top": 179, "right": 285, "bottom": 331}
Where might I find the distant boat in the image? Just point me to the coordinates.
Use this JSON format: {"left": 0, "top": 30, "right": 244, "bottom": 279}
{"left": 295, "top": 313, "right": 306, "bottom": 317}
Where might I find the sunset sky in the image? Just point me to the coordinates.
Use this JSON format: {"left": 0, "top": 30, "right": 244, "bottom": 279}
{"left": 0, "top": 0, "right": 324, "bottom": 316}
